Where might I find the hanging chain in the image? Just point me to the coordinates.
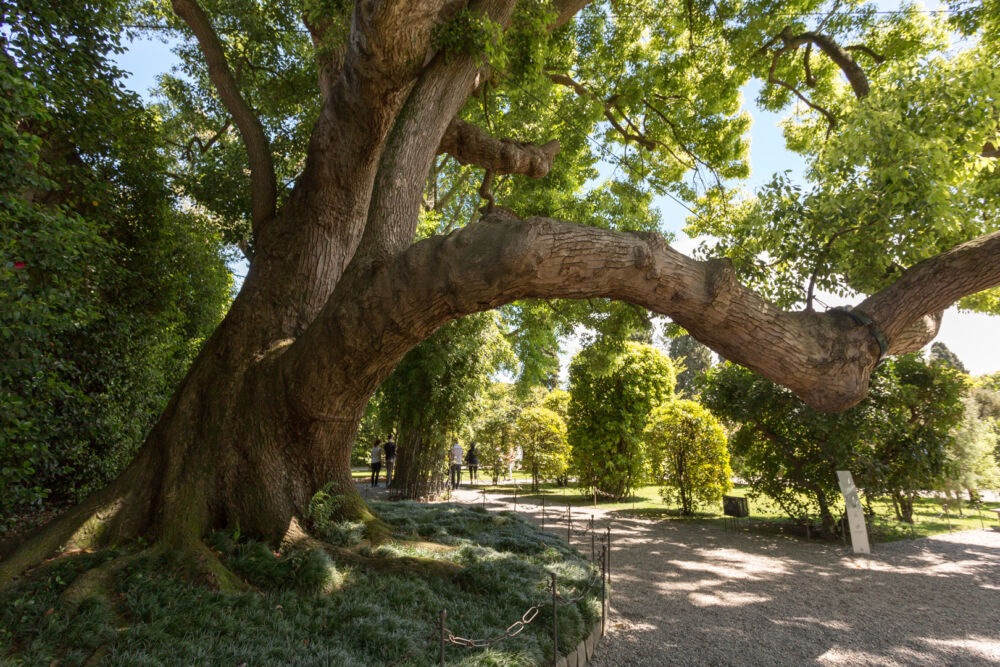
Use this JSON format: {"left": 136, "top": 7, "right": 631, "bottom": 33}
{"left": 445, "top": 605, "right": 541, "bottom": 648}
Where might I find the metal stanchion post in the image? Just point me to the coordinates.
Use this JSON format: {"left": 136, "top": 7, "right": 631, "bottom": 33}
{"left": 567, "top": 504, "right": 571, "bottom": 543}
{"left": 590, "top": 516, "right": 597, "bottom": 561}
{"left": 600, "top": 544, "right": 607, "bottom": 637}
{"left": 551, "top": 572, "right": 558, "bottom": 667}
{"left": 439, "top": 610, "right": 446, "bottom": 667}
{"left": 605, "top": 524, "right": 611, "bottom": 610}
{"left": 542, "top": 496, "right": 546, "bottom": 531}
{"left": 482, "top": 488, "right": 486, "bottom": 509}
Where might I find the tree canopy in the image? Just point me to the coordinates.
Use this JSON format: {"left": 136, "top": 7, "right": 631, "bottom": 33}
{"left": 4, "top": 0, "right": 1000, "bottom": 588}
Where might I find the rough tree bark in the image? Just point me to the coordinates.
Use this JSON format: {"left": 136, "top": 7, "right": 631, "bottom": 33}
{"left": 3, "top": 0, "right": 999, "bottom": 587}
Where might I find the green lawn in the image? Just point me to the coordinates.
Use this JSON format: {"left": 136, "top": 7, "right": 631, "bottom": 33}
{"left": 467, "top": 478, "right": 1000, "bottom": 543}
{"left": 349, "top": 466, "right": 999, "bottom": 542}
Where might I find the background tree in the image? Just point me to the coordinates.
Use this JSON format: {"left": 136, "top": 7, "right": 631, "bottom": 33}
{"left": 541, "top": 388, "right": 570, "bottom": 421}
{"left": 472, "top": 382, "right": 521, "bottom": 484}
{"left": 862, "top": 355, "right": 967, "bottom": 522}
{"left": 377, "top": 312, "right": 512, "bottom": 499}
{"left": 568, "top": 342, "right": 675, "bottom": 500}
{"left": 0, "top": 0, "right": 232, "bottom": 529}
{"left": 668, "top": 333, "right": 714, "bottom": 398}
{"left": 644, "top": 400, "right": 732, "bottom": 515}
{"left": 513, "top": 406, "right": 570, "bottom": 491}
{"left": 701, "top": 363, "right": 864, "bottom": 532}
{"left": 941, "top": 397, "right": 1000, "bottom": 503}
{"left": 6, "top": 0, "right": 1000, "bottom": 587}
{"left": 703, "top": 354, "right": 966, "bottom": 528}
{"left": 930, "top": 342, "right": 968, "bottom": 374}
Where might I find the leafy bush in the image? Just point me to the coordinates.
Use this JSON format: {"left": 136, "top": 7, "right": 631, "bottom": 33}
{"left": 644, "top": 400, "right": 732, "bottom": 514}
{"left": 514, "top": 407, "right": 570, "bottom": 490}
{"left": 568, "top": 342, "right": 676, "bottom": 499}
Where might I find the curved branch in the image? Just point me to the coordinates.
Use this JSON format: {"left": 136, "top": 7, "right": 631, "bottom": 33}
{"left": 548, "top": 73, "right": 657, "bottom": 150}
{"left": 859, "top": 231, "right": 1000, "bottom": 350}
{"left": 288, "top": 220, "right": 1000, "bottom": 419}
{"left": 778, "top": 27, "right": 872, "bottom": 99}
{"left": 437, "top": 119, "right": 560, "bottom": 178}
{"left": 170, "top": 0, "right": 277, "bottom": 229}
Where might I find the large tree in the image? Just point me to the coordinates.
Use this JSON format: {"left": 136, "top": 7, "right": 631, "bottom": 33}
{"left": 4, "top": 0, "right": 1000, "bottom": 585}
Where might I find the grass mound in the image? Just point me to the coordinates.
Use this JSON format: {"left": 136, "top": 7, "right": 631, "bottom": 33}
{"left": 1, "top": 503, "right": 600, "bottom": 666}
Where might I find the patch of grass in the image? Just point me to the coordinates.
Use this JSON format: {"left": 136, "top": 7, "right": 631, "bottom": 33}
{"left": 1, "top": 504, "right": 600, "bottom": 666}
{"left": 481, "top": 480, "right": 1000, "bottom": 543}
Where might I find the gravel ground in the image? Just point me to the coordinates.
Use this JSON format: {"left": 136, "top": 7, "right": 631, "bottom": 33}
{"left": 426, "top": 484, "right": 1000, "bottom": 667}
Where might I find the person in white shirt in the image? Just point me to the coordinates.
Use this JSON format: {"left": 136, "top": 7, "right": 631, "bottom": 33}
{"left": 370, "top": 440, "right": 383, "bottom": 487}
{"left": 449, "top": 440, "right": 463, "bottom": 489}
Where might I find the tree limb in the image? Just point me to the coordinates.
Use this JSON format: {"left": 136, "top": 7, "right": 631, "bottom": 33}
{"left": 548, "top": 72, "right": 657, "bottom": 150}
{"left": 858, "top": 231, "right": 1000, "bottom": 351}
{"left": 287, "top": 219, "right": 1000, "bottom": 419}
{"left": 777, "top": 26, "right": 872, "bottom": 99}
{"left": 767, "top": 46, "right": 838, "bottom": 130}
{"left": 170, "top": 0, "right": 277, "bottom": 230}
{"left": 437, "top": 118, "right": 560, "bottom": 178}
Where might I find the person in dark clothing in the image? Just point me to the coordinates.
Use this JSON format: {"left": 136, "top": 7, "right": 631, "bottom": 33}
{"left": 370, "top": 439, "right": 383, "bottom": 487}
{"left": 465, "top": 443, "right": 479, "bottom": 483}
{"left": 383, "top": 434, "right": 396, "bottom": 485}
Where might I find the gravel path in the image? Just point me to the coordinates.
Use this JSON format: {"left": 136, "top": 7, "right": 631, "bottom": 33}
{"left": 427, "top": 484, "right": 1000, "bottom": 667}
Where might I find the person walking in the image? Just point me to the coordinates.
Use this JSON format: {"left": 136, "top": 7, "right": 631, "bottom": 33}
{"left": 370, "top": 439, "right": 383, "bottom": 488}
{"left": 465, "top": 443, "right": 479, "bottom": 484}
{"left": 449, "top": 440, "right": 463, "bottom": 489}
{"left": 383, "top": 434, "right": 396, "bottom": 486}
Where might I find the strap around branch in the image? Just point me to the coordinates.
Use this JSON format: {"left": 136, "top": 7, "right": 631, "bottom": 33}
{"left": 834, "top": 306, "right": 889, "bottom": 361}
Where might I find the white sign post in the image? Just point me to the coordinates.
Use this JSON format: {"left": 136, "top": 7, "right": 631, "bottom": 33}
{"left": 836, "top": 470, "right": 870, "bottom": 554}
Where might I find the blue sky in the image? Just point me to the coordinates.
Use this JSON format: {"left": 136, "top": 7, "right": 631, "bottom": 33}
{"left": 112, "top": 24, "right": 1000, "bottom": 376}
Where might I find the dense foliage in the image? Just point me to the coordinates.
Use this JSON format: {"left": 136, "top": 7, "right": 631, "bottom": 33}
{"left": 568, "top": 342, "right": 675, "bottom": 499}
{"left": 644, "top": 400, "right": 732, "bottom": 515}
{"left": 0, "top": 0, "right": 232, "bottom": 526}
{"left": 514, "top": 406, "right": 571, "bottom": 491}
{"left": 374, "top": 312, "right": 512, "bottom": 498}
{"left": 702, "top": 354, "right": 966, "bottom": 529}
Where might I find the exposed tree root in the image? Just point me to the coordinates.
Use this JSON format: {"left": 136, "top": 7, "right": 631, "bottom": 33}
{"left": 0, "top": 495, "right": 120, "bottom": 592}
{"left": 59, "top": 552, "right": 139, "bottom": 605}
{"left": 282, "top": 517, "right": 461, "bottom": 578}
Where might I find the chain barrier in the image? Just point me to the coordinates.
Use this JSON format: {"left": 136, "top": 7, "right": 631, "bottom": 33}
{"left": 443, "top": 604, "right": 541, "bottom": 649}
{"left": 437, "top": 487, "right": 612, "bottom": 664}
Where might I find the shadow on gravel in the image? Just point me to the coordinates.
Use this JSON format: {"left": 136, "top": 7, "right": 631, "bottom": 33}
{"left": 590, "top": 516, "right": 1000, "bottom": 666}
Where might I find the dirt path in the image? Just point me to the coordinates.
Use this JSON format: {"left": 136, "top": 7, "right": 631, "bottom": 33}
{"left": 422, "top": 484, "right": 1000, "bottom": 666}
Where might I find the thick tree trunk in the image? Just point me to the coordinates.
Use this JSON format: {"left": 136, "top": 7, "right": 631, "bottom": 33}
{"left": 389, "top": 429, "right": 448, "bottom": 500}
{"left": 6, "top": 0, "right": 1000, "bottom": 590}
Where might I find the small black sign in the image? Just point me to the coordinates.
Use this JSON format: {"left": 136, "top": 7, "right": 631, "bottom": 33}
{"left": 723, "top": 495, "right": 748, "bottom": 518}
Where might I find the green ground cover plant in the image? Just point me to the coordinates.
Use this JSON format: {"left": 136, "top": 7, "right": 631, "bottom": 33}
{"left": 1, "top": 503, "right": 600, "bottom": 666}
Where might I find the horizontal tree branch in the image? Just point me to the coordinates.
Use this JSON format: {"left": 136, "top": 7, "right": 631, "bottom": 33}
{"left": 287, "top": 220, "right": 1000, "bottom": 420}
{"left": 436, "top": 119, "right": 560, "bottom": 178}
